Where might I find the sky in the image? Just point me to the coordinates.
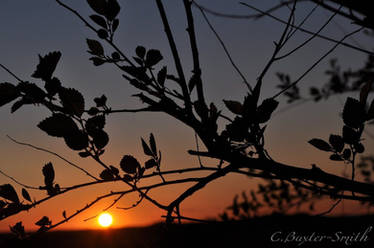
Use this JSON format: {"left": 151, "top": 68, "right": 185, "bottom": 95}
{"left": 0, "top": 0, "right": 373, "bottom": 232}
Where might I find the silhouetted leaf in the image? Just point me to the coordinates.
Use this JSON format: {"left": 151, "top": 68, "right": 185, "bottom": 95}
{"left": 32, "top": 51, "right": 61, "bottom": 81}
{"left": 100, "top": 169, "right": 114, "bottom": 180}
{"left": 90, "top": 57, "right": 106, "bottom": 66}
{"left": 112, "top": 52, "right": 120, "bottom": 60}
{"left": 64, "top": 130, "right": 89, "bottom": 151}
{"left": 78, "top": 151, "right": 91, "bottom": 158}
{"left": 256, "top": 98, "right": 279, "bottom": 123}
{"left": 138, "top": 167, "right": 145, "bottom": 178}
{"left": 35, "top": 216, "right": 51, "bottom": 227}
{"left": 21, "top": 188, "right": 32, "bottom": 203}
{"left": 121, "top": 66, "right": 148, "bottom": 81}
{"left": 16, "top": 82, "right": 46, "bottom": 103}
{"left": 9, "top": 222, "right": 25, "bottom": 238}
{"left": 105, "top": 0, "right": 120, "bottom": 20}
{"left": 97, "top": 29, "right": 108, "bottom": 39}
{"left": 342, "top": 148, "right": 351, "bottom": 160}
{"left": 308, "top": 139, "right": 332, "bottom": 152}
{"left": 90, "top": 14, "right": 107, "bottom": 29}
{"left": 145, "top": 159, "right": 157, "bottom": 169}
{"left": 62, "top": 210, "right": 66, "bottom": 219}
{"left": 188, "top": 74, "right": 199, "bottom": 92}
{"left": 86, "top": 115, "right": 106, "bottom": 134}
{"left": 132, "top": 57, "right": 144, "bottom": 66}
{"left": 109, "top": 165, "right": 119, "bottom": 175}
{"left": 145, "top": 49, "right": 163, "bottom": 67}
{"left": 42, "top": 163, "right": 55, "bottom": 187}
{"left": 87, "top": 107, "right": 100, "bottom": 116}
{"left": 136, "top": 46, "right": 146, "bottom": 59}
{"left": 149, "top": 133, "right": 157, "bottom": 155}
{"left": 11, "top": 99, "right": 25, "bottom": 113}
{"left": 329, "top": 134, "right": 344, "bottom": 153}
{"left": 193, "top": 100, "right": 208, "bottom": 120}
{"left": 355, "top": 143, "right": 365, "bottom": 153}
{"left": 38, "top": 113, "right": 78, "bottom": 137}
{"left": 92, "top": 129, "right": 109, "bottom": 149}
{"left": 0, "top": 184, "right": 19, "bottom": 203}
{"left": 223, "top": 100, "right": 243, "bottom": 115}
{"left": 59, "top": 88, "right": 85, "bottom": 117}
{"left": 120, "top": 155, "right": 140, "bottom": 174}
{"left": 0, "top": 82, "right": 19, "bottom": 107}
{"left": 112, "top": 19, "right": 119, "bottom": 32}
{"left": 209, "top": 103, "right": 218, "bottom": 118}
{"left": 225, "top": 117, "right": 247, "bottom": 142}
{"left": 330, "top": 154, "right": 343, "bottom": 161}
{"left": 87, "top": 0, "right": 107, "bottom": 15}
{"left": 44, "top": 77, "right": 61, "bottom": 96}
{"left": 342, "top": 97, "right": 366, "bottom": 128}
{"left": 342, "top": 125, "right": 359, "bottom": 144}
{"left": 86, "top": 39, "right": 104, "bottom": 56}
{"left": 94, "top": 94, "right": 107, "bottom": 107}
{"left": 360, "top": 81, "right": 371, "bottom": 104}
{"left": 157, "top": 67, "right": 167, "bottom": 86}
{"left": 368, "top": 99, "right": 374, "bottom": 120}
{"left": 123, "top": 174, "right": 133, "bottom": 182}
{"left": 141, "top": 138, "right": 153, "bottom": 156}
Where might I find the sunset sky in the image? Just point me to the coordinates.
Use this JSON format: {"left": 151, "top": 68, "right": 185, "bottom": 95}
{"left": 1, "top": 0, "right": 373, "bottom": 232}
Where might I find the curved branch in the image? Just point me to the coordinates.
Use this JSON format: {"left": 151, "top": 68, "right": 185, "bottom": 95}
{"left": 7, "top": 135, "right": 99, "bottom": 181}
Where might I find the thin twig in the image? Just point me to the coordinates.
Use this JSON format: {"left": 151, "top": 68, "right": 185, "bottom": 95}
{"left": 272, "top": 28, "right": 363, "bottom": 99}
{"left": 195, "top": 3, "right": 252, "bottom": 92}
{"left": 7, "top": 135, "right": 99, "bottom": 181}
{"left": 161, "top": 214, "right": 218, "bottom": 223}
{"left": 155, "top": 0, "right": 192, "bottom": 113}
{"left": 194, "top": 132, "right": 204, "bottom": 168}
{"left": 55, "top": 0, "right": 134, "bottom": 66}
{"left": 285, "top": 3, "right": 319, "bottom": 42}
{"left": 0, "top": 63, "right": 23, "bottom": 82}
{"left": 315, "top": 198, "right": 342, "bottom": 216}
{"left": 117, "top": 190, "right": 149, "bottom": 210}
{"left": 240, "top": 2, "right": 373, "bottom": 55}
{"left": 276, "top": 5, "right": 341, "bottom": 60}
{"left": 254, "top": 0, "right": 297, "bottom": 98}
{"left": 0, "top": 169, "right": 40, "bottom": 190}
{"left": 183, "top": 0, "right": 208, "bottom": 108}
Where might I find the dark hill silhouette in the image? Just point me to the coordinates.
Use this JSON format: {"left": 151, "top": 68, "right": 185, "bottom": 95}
{"left": 1, "top": 214, "right": 374, "bottom": 248}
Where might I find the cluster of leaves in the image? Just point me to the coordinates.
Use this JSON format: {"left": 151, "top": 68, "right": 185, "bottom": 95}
{"left": 221, "top": 92, "right": 278, "bottom": 154}
{"left": 277, "top": 55, "right": 374, "bottom": 103}
{"left": 0, "top": 51, "right": 62, "bottom": 112}
{"left": 99, "top": 133, "right": 161, "bottom": 183}
{"left": 88, "top": 0, "right": 120, "bottom": 41}
{"left": 220, "top": 180, "right": 321, "bottom": 221}
{"left": 0, "top": 50, "right": 116, "bottom": 160}
{"left": 308, "top": 82, "right": 373, "bottom": 164}
{"left": 9, "top": 215, "right": 53, "bottom": 239}
{"left": 118, "top": 133, "right": 162, "bottom": 183}
{"left": 122, "top": 46, "right": 165, "bottom": 91}
{"left": 0, "top": 184, "right": 32, "bottom": 221}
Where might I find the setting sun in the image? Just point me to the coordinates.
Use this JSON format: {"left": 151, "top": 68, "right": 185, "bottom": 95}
{"left": 98, "top": 213, "right": 113, "bottom": 228}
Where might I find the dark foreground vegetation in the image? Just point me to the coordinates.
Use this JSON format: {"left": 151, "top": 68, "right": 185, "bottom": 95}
{"left": 1, "top": 214, "right": 374, "bottom": 248}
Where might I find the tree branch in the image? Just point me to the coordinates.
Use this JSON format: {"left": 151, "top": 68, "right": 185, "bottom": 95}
{"left": 7, "top": 135, "right": 99, "bottom": 181}
{"left": 155, "top": 0, "right": 192, "bottom": 113}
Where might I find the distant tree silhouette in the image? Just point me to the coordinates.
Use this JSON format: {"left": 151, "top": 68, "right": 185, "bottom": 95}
{"left": 1, "top": 0, "right": 374, "bottom": 238}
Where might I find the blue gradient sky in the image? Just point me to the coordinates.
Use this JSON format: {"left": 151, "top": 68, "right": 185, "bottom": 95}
{"left": 0, "top": 0, "right": 373, "bottom": 231}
